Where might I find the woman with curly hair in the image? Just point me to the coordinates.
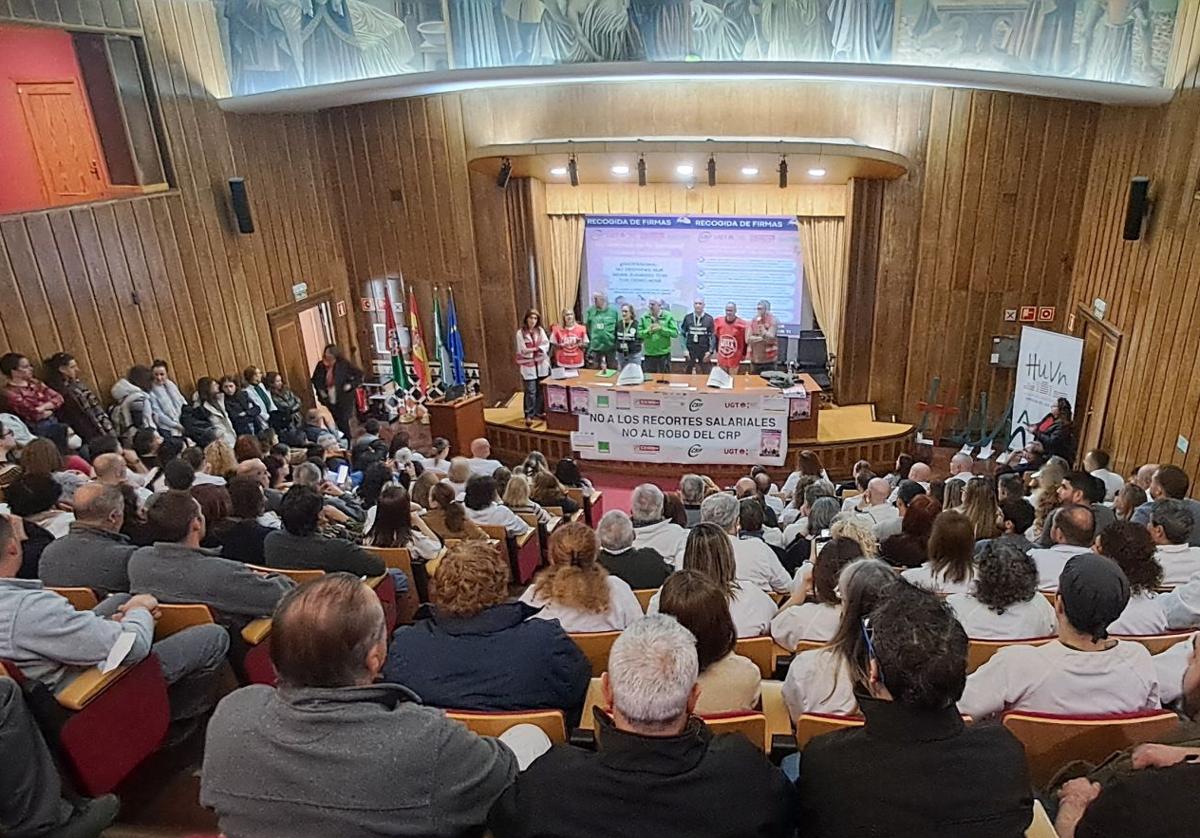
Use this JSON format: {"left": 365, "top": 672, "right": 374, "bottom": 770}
{"left": 946, "top": 540, "right": 1056, "bottom": 639}
{"left": 1030, "top": 455, "right": 1070, "bottom": 539}
{"left": 1098, "top": 521, "right": 1168, "bottom": 635}
{"left": 204, "top": 439, "right": 239, "bottom": 482}
{"left": 960, "top": 477, "right": 1001, "bottom": 540}
{"left": 520, "top": 522, "right": 642, "bottom": 632}
{"left": 830, "top": 514, "right": 878, "bottom": 558}
{"left": 383, "top": 541, "right": 591, "bottom": 714}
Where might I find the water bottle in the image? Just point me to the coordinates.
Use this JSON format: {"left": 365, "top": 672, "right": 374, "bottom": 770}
{"left": 601, "top": 355, "right": 607, "bottom": 374}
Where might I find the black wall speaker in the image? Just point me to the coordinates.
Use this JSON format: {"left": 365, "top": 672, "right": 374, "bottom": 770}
{"left": 229, "top": 177, "right": 255, "bottom": 234}
{"left": 1122, "top": 176, "right": 1150, "bottom": 241}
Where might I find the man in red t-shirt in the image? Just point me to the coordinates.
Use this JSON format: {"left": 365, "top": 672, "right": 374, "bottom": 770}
{"left": 713, "top": 303, "right": 748, "bottom": 374}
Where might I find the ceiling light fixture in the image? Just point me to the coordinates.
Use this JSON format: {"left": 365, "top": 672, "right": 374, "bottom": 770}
{"left": 741, "top": 166, "right": 759, "bottom": 176}
{"left": 611, "top": 164, "right": 630, "bottom": 176}
{"left": 550, "top": 166, "right": 567, "bottom": 176}
{"left": 676, "top": 163, "right": 694, "bottom": 177}
{"left": 808, "top": 167, "right": 827, "bottom": 178}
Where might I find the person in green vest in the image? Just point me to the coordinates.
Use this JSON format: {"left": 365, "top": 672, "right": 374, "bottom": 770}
{"left": 584, "top": 292, "right": 618, "bottom": 370}
{"left": 637, "top": 299, "right": 678, "bottom": 375}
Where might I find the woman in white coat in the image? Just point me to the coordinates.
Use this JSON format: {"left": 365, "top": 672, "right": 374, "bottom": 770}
{"left": 516, "top": 308, "right": 550, "bottom": 427}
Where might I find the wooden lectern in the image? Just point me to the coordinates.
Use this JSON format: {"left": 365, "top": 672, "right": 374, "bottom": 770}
{"left": 427, "top": 394, "right": 487, "bottom": 457}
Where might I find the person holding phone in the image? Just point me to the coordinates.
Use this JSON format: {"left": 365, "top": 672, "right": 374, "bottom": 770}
{"left": 638, "top": 299, "right": 678, "bottom": 375}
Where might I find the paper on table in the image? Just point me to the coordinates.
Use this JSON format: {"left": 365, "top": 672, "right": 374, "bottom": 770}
{"left": 706, "top": 367, "right": 734, "bottom": 389}
{"left": 102, "top": 631, "right": 137, "bottom": 674}
{"left": 978, "top": 443, "right": 995, "bottom": 460}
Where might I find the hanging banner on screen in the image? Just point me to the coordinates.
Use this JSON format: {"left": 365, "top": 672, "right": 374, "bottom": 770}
{"left": 583, "top": 214, "right": 804, "bottom": 327}
{"left": 1008, "top": 326, "right": 1083, "bottom": 451}
{"left": 573, "top": 387, "right": 788, "bottom": 465}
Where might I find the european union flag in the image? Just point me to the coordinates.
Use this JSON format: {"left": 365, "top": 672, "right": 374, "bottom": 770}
{"left": 446, "top": 288, "right": 467, "bottom": 387}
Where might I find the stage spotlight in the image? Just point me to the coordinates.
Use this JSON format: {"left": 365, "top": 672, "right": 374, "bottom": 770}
{"left": 496, "top": 157, "right": 512, "bottom": 189}
{"left": 550, "top": 166, "right": 567, "bottom": 176}
{"left": 638, "top": 155, "right": 647, "bottom": 186}
{"left": 568, "top": 154, "right": 579, "bottom": 187}
{"left": 611, "top": 163, "right": 630, "bottom": 176}
{"left": 741, "top": 166, "right": 759, "bottom": 177}
{"left": 676, "top": 163, "right": 694, "bottom": 177}
{"left": 808, "top": 167, "right": 827, "bottom": 178}
{"left": 778, "top": 156, "right": 788, "bottom": 189}
{"left": 707, "top": 154, "right": 716, "bottom": 187}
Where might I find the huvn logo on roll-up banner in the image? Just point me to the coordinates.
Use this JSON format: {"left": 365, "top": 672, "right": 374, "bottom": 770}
{"left": 1007, "top": 326, "right": 1083, "bottom": 451}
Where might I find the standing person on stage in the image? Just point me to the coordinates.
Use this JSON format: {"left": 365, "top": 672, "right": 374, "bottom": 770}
{"left": 585, "top": 292, "right": 618, "bottom": 370}
{"left": 614, "top": 304, "right": 643, "bottom": 370}
{"left": 516, "top": 309, "right": 550, "bottom": 427}
{"left": 550, "top": 309, "right": 588, "bottom": 369}
{"left": 681, "top": 298, "right": 715, "bottom": 375}
{"left": 638, "top": 299, "right": 678, "bottom": 375}
{"left": 311, "top": 344, "right": 362, "bottom": 441}
{"left": 713, "top": 302, "right": 748, "bottom": 375}
{"left": 747, "top": 299, "right": 779, "bottom": 373}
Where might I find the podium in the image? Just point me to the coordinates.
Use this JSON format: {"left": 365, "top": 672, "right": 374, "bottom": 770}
{"left": 427, "top": 395, "right": 487, "bottom": 457}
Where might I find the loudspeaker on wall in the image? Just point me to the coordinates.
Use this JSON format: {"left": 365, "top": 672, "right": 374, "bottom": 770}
{"left": 229, "top": 177, "right": 255, "bottom": 234}
{"left": 1122, "top": 176, "right": 1150, "bottom": 241}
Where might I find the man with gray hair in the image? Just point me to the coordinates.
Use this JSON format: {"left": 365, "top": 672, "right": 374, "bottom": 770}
{"left": 947, "top": 452, "right": 974, "bottom": 485}
{"left": 39, "top": 481, "right": 137, "bottom": 594}
{"left": 747, "top": 298, "right": 778, "bottom": 373}
{"left": 630, "top": 483, "right": 687, "bottom": 558}
{"left": 1147, "top": 499, "right": 1200, "bottom": 586}
{"left": 488, "top": 614, "right": 795, "bottom": 838}
{"left": 679, "top": 473, "right": 705, "bottom": 527}
{"left": 596, "top": 510, "right": 673, "bottom": 589}
{"left": 675, "top": 492, "right": 792, "bottom": 594}
{"left": 292, "top": 460, "right": 365, "bottom": 522}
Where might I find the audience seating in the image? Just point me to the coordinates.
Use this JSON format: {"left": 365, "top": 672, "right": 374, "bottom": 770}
{"left": 1025, "top": 800, "right": 1057, "bottom": 838}
{"left": 46, "top": 586, "right": 100, "bottom": 610}
{"left": 154, "top": 603, "right": 275, "bottom": 685}
{"left": 700, "top": 710, "right": 769, "bottom": 751}
{"left": 759, "top": 680, "right": 794, "bottom": 744}
{"left": 735, "top": 636, "right": 780, "bottom": 679}
{"left": 514, "top": 512, "right": 551, "bottom": 565}
{"left": 793, "top": 639, "right": 829, "bottom": 655}
{"left": 1002, "top": 710, "right": 1181, "bottom": 786}
{"left": 365, "top": 547, "right": 421, "bottom": 624}
{"left": 794, "top": 713, "right": 865, "bottom": 750}
{"left": 478, "top": 524, "right": 540, "bottom": 584}
{"left": 445, "top": 708, "right": 568, "bottom": 744}
{"left": 570, "top": 631, "right": 623, "bottom": 676}
{"left": 633, "top": 588, "right": 656, "bottom": 612}
{"left": 544, "top": 505, "right": 584, "bottom": 524}
{"left": 246, "top": 564, "right": 323, "bottom": 584}
{"left": 1111, "top": 632, "right": 1194, "bottom": 654}
{"left": 577, "top": 678, "right": 606, "bottom": 730}
{"left": 2, "top": 656, "right": 170, "bottom": 796}
{"left": 565, "top": 488, "right": 604, "bottom": 526}
{"left": 966, "top": 637, "right": 1055, "bottom": 674}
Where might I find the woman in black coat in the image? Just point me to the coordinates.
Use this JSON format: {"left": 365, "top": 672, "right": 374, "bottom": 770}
{"left": 219, "top": 376, "right": 262, "bottom": 437}
{"left": 310, "top": 344, "right": 362, "bottom": 440}
{"left": 1031, "top": 397, "right": 1076, "bottom": 461}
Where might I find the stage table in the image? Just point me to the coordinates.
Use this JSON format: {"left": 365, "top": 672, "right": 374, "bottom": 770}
{"left": 542, "top": 370, "right": 820, "bottom": 441}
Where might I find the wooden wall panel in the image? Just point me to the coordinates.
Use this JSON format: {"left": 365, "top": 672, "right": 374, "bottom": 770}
{"left": 0, "top": 1, "right": 350, "bottom": 399}
{"left": 1069, "top": 88, "right": 1200, "bottom": 486}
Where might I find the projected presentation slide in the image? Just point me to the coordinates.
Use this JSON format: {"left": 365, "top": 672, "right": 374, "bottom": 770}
{"left": 583, "top": 215, "right": 804, "bottom": 326}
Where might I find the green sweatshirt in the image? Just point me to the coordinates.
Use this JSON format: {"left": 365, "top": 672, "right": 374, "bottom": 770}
{"left": 585, "top": 305, "right": 618, "bottom": 353}
{"left": 637, "top": 311, "right": 678, "bottom": 357}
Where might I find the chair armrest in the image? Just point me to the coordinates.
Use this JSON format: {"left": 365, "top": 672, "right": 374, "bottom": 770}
{"left": 760, "top": 680, "right": 793, "bottom": 739}
{"left": 364, "top": 573, "right": 388, "bottom": 589}
{"left": 241, "top": 618, "right": 272, "bottom": 645}
{"left": 545, "top": 516, "right": 562, "bottom": 533}
{"left": 57, "top": 665, "right": 135, "bottom": 711}
{"left": 513, "top": 529, "right": 536, "bottom": 548}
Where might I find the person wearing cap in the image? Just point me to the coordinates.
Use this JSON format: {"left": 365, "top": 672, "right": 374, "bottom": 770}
{"left": 957, "top": 553, "right": 1160, "bottom": 720}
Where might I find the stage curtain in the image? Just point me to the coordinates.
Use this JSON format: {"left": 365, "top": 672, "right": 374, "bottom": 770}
{"left": 542, "top": 214, "right": 585, "bottom": 325}
{"left": 798, "top": 216, "right": 847, "bottom": 358}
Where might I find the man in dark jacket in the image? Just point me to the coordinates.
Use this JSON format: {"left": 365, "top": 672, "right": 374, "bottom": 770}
{"left": 489, "top": 614, "right": 795, "bottom": 838}
{"left": 39, "top": 482, "right": 136, "bottom": 594}
{"left": 383, "top": 542, "right": 589, "bottom": 719}
{"left": 596, "top": 510, "right": 673, "bottom": 589}
{"left": 262, "top": 485, "right": 385, "bottom": 577}
{"left": 680, "top": 298, "right": 715, "bottom": 374}
{"left": 796, "top": 580, "right": 1034, "bottom": 837}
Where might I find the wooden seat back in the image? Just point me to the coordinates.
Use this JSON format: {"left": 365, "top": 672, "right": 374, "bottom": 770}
{"left": 445, "top": 709, "right": 567, "bottom": 744}
{"left": 1111, "top": 632, "right": 1194, "bottom": 655}
{"left": 967, "top": 637, "right": 1055, "bottom": 674}
{"left": 633, "top": 588, "right": 656, "bottom": 612}
{"left": 701, "top": 712, "right": 769, "bottom": 751}
{"left": 794, "top": 713, "right": 865, "bottom": 749}
{"left": 246, "top": 564, "right": 324, "bottom": 584}
{"left": 47, "top": 587, "right": 99, "bottom": 611}
{"left": 734, "top": 635, "right": 776, "bottom": 679}
{"left": 570, "top": 630, "right": 623, "bottom": 676}
{"left": 155, "top": 603, "right": 215, "bottom": 640}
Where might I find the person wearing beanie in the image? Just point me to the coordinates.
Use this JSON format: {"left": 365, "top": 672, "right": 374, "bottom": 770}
{"left": 958, "top": 553, "right": 1161, "bottom": 720}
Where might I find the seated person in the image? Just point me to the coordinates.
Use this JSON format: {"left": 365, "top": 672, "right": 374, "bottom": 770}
{"left": 0, "top": 677, "right": 120, "bottom": 837}
{"left": 291, "top": 461, "right": 365, "bottom": 523}
{"left": 463, "top": 474, "right": 530, "bottom": 537}
{"left": 38, "top": 482, "right": 136, "bottom": 594}
{"left": 781, "top": 559, "right": 899, "bottom": 720}
{"left": 679, "top": 473, "right": 706, "bottom": 528}
{"left": 878, "top": 494, "right": 941, "bottom": 570}
{"left": 128, "top": 490, "right": 295, "bottom": 623}
{"left": 679, "top": 493, "right": 792, "bottom": 594}
{"left": 445, "top": 457, "right": 472, "bottom": 498}
{"left": 488, "top": 615, "right": 796, "bottom": 838}
{"left": 630, "top": 483, "right": 688, "bottom": 558}
{"left": 1054, "top": 744, "right": 1200, "bottom": 838}
{"left": 782, "top": 495, "right": 838, "bottom": 570}
{"left": 796, "top": 581, "right": 1033, "bottom": 837}
{"left": 519, "top": 523, "right": 643, "bottom": 632}
{"left": 595, "top": 509, "right": 673, "bottom": 590}
{"left": 974, "top": 495, "right": 1036, "bottom": 557}
{"left": 0, "top": 514, "right": 229, "bottom": 724}
{"left": 92, "top": 451, "right": 152, "bottom": 510}
{"left": 659, "top": 570, "right": 761, "bottom": 713}
{"left": 772, "top": 538, "right": 864, "bottom": 650}
{"left": 648, "top": 523, "right": 777, "bottom": 638}
{"left": 466, "top": 437, "right": 503, "bottom": 477}
{"left": 1029, "top": 505, "right": 1096, "bottom": 591}
{"left": 1147, "top": 499, "right": 1200, "bottom": 587}
{"left": 958, "top": 553, "right": 1160, "bottom": 719}
{"left": 422, "top": 482, "right": 489, "bottom": 541}
{"left": 383, "top": 542, "right": 590, "bottom": 715}
{"left": 501, "top": 473, "right": 550, "bottom": 526}
{"left": 554, "top": 457, "right": 593, "bottom": 498}
{"left": 6, "top": 472, "right": 74, "bottom": 540}
{"left": 262, "top": 485, "right": 386, "bottom": 577}
{"left": 900, "top": 510, "right": 976, "bottom": 595}
{"left": 201, "top": 573, "right": 519, "bottom": 837}
{"left": 873, "top": 478, "right": 925, "bottom": 542}
{"left": 364, "top": 485, "right": 442, "bottom": 560}
{"left": 947, "top": 540, "right": 1056, "bottom": 639}
{"left": 211, "top": 476, "right": 274, "bottom": 565}
{"left": 1097, "top": 521, "right": 1169, "bottom": 635}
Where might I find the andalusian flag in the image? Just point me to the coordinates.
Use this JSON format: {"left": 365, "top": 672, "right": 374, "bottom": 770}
{"left": 432, "top": 288, "right": 454, "bottom": 387}
{"left": 407, "top": 286, "right": 431, "bottom": 394}
{"left": 383, "top": 288, "right": 409, "bottom": 390}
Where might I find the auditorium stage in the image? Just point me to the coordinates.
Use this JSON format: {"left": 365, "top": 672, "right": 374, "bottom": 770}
{"left": 486, "top": 394, "right": 914, "bottom": 484}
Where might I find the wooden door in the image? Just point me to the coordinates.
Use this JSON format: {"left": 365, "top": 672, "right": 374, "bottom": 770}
{"left": 16, "top": 81, "right": 108, "bottom": 205}
{"left": 272, "top": 319, "right": 313, "bottom": 410}
{"left": 1073, "top": 307, "right": 1121, "bottom": 461}
{"left": 269, "top": 295, "right": 336, "bottom": 410}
